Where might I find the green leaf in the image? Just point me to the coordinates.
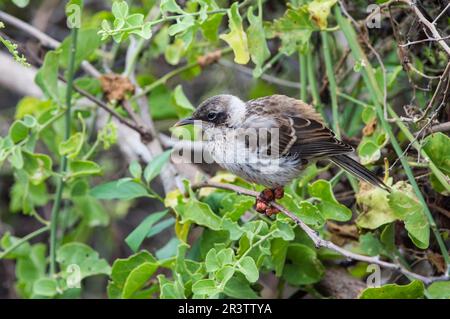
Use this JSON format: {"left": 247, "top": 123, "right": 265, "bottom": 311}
{"left": 359, "top": 233, "right": 384, "bottom": 256}
{"left": 175, "top": 195, "right": 222, "bottom": 231}
{"left": 308, "top": 180, "right": 352, "bottom": 221}
{"left": 68, "top": 160, "right": 102, "bottom": 178}
{"left": 56, "top": 243, "right": 111, "bottom": 281}
{"left": 168, "top": 16, "right": 195, "bottom": 36}
{"left": 389, "top": 182, "right": 429, "bottom": 249}
{"left": 223, "top": 275, "right": 259, "bottom": 299}
{"left": 192, "top": 279, "right": 220, "bottom": 296}
{"left": 22, "top": 152, "right": 53, "bottom": 184}
{"left": 59, "top": 132, "right": 84, "bottom": 159}
{"left": 109, "top": 251, "right": 157, "bottom": 290}
{"left": 356, "top": 185, "right": 395, "bottom": 229}
{"left": 10, "top": 176, "right": 49, "bottom": 215}
{"left": 160, "top": 0, "right": 185, "bottom": 15}
{"left": 205, "top": 248, "right": 220, "bottom": 272}
{"left": 247, "top": 7, "right": 270, "bottom": 77}
{"left": 158, "top": 274, "right": 185, "bottom": 299}
{"left": 122, "top": 262, "right": 158, "bottom": 299}
{"left": 129, "top": 160, "right": 142, "bottom": 179}
{"left": 147, "top": 218, "right": 175, "bottom": 238}
{"left": 307, "top": 0, "right": 337, "bottom": 29}
{"left": 125, "top": 210, "right": 168, "bottom": 252}
{"left": 272, "top": 220, "right": 295, "bottom": 241}
{"left": 238, "top": 256, "right": 259, "bottom": 283}
{"left": 59, "top": 28, "right": 101, "bottom": 72}
{"left": 156, "top": 237, "right": 180, "bottom": 259}
{"left": 12, "top": 0, "right": 30, "bottom": 8}
{"left": 271, "top": 238, "right": 288, "bottom": 276}
{"left": 219, "top": 2, "right": 250, "bottom": 64}
{"left": 282, "top": 243, "right": 324, "bottom": 285}
{"left": 112, "top": 0, "right": 129, "bottom": 19}
{"left": 91, "top": 179, "right": 149, "bottom": 200}
{"left": 271, "top": 4, "right": 315, "bottom": 55}
{"left": 143, "top": 150, "right": 172, "bottom": 184}
{"left": 216, "top": 265, "right": 235, "bottom": 287}
{"left": 358, "top": 140, "right": 381, "bottom": 165}
{"left": 172, "top": 85, "right": 195, "bottom": 119}
{"left": 219, "top": 193, "right": 254, "bottom": 221}
{"left": 33, "top": 278, "right": 58, "bottom": 297}
{"left": 423, "top": 132, "right": 450, "bottom": 195}
{"left": 9, "top": 120, "right": 29, "bottom": 144}
{"left": 72, "top": 196, "right": 110, "bottom": 227}
{"left": 201, "top": 13, "right": 224, "bottom": 42}
{"left": 15, "top": 244, "right": 47, "bottom": 298}
{"left": 359, "top": 280, "right": 425, "bottom": 299}
{"left": 164, "top": 38, "right": 185, "bottom": 65}
{"left": 279, "top": 195, "right": 325, "bottom": 228}
{"left": 9, "top": 147, "right": 24, "bottom": 169}
{"left": 35, "top": 51, "right": 60, "bottom": 103}
{"left": 427, "top": 281, "right": 450, "bottom": 299}
{"left": 0, "top": 232, "right": 31, "bottom": 259}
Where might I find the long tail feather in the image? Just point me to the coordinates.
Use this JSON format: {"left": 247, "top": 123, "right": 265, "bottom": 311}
{"left": 329, "top": 154, "right": 390, "bottom": 192}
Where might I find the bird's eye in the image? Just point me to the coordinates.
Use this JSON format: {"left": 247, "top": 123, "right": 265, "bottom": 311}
{"left": 207, "top": 112, "right": 217, "bottom": 121}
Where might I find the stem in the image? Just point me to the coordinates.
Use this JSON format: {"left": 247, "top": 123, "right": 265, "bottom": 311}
{"left": 321, "top": 31, "right": 340, "bottom": 138}
{"left": 49, "top": 27, "right": 78, "bottom": 276}
{"left": 133, "top": 61, "right": 198, "bottom": 99}
{"left": 133, "top": 48, "right": 232, "bottom": 100}
{"left": 338, "top": 92, "right": 373, "bottom": 108}
{"left": 387, "top": 107, "right": 450, "bottom": 193}
{"left": 0, "top": 226, "right": 50, "bottom": 259}
{"left": 299, "top": 52, "right": 307, "bottom": 101}
{"left": 335, "top": 6, "right": 450, "bottom": 272}
{"left": 306, "top": 51, "right": 321, "bottom": 106}
{"left": 260, "top": 51, "right": 283, "bottom": 76}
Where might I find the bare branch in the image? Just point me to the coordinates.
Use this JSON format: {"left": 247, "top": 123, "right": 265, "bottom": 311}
{"left": 402, "top": 0, "right": 450, "bottom": 56}
{"left": 194, "top": 181, "right": 450, "bottom": 286}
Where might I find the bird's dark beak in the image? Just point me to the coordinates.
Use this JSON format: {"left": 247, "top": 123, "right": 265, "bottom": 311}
{"left": 174, "top": 117, "right": 195, "bottom": 127}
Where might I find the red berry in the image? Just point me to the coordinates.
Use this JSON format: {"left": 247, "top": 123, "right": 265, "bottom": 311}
{"left": 255, "top": 200, "right": 268, "bottom": 213}
{"left": 265, "top": 206, "right": 280, "bottom": 217}
{"left": 274, "top": 188, "right": 284, "bottom": 199}
{"left": 260, "top": 189, "right": 274, "bottom": 201}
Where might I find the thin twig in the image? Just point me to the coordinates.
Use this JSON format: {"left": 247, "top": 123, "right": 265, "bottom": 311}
{"left": 218, "top": 59, "right": 301, "bottom": 89}
{"left": 399, "top": 35, "right": 450, "bottom": 47}
{"left": 57, "top": 74, "right": 151, "bottom": 138}
{"left": 0, "top": 226, "right": 50, "bottom": 259}
{"left": 402, "top": 0, "right": 450, "bottom": 56}
{"left": 194, "top": 181, "right": 449, "bottom": 285}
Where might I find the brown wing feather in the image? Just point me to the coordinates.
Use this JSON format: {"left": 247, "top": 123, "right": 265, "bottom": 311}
{"left": 246, "top": 95, "right": 353, "bottom": 160}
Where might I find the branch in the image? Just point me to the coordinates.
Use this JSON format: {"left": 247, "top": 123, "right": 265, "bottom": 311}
{"left": 49, "top": 27, "right": 78, "bottom": 275}
{"left": 427, "top": 122, "right": 450, "bottom": 135}
{"left": 0, "top": 226, "right": 50, "bottom": 260}
{"left": 194, "top": 181, "right": 449, "bottom": 286}
{"left": 0, "top": 52, "right": 42, "bottom": 97}
{"left": 402, "top": 0, "right": 450, "bottom": 56}
{"left": 218, "top": 59, "right": 301, "bottom": 89}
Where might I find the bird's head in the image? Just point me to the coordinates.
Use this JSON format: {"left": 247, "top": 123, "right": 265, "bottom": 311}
{"left": 174, "top": 94, "right": 246, "bottom": 129}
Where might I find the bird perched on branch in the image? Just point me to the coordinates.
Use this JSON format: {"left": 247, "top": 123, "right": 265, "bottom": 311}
{"left": 175, "top": 94, "right": 389, "bottom": 216}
